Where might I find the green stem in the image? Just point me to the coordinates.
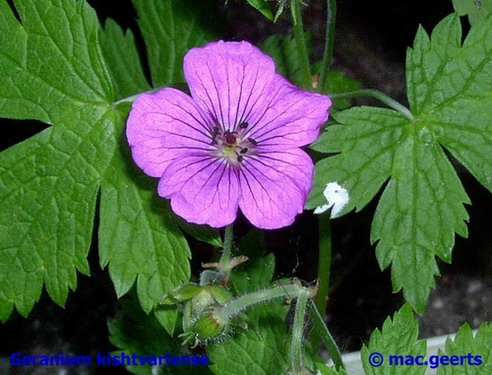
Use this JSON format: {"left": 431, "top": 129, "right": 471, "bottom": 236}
{"left": 330, "top": 89, "right": 415, "bottom": 121}
{"left": 290, "top": 0, "right": 312, "bottom": 89}
{"left": 219, "top": 224, "right": 234, "bottom": 279}
{"left": 318, "top": 0, "right": 337, "bottom": 93}
{"left": 311, "top": 212, "right": 332, "bottom": 348}
{"left": 290, "top": 290, "right": 309, "bottom": 373}
{"left": 307, "top": 299, "right": 344, "bottom": 370}
{"left": 219, "top": 284, "right": 306, "bottom": 319}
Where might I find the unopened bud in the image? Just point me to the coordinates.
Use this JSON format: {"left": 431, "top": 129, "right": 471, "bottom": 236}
{"left": 192, "top": 309, "right": 229, "bottom": 340}
{"left": 191, "top": 285, "right": 233, "bottom": 313}
{"left": 180, "top": 307, "right": 231, "bottom": 347}
{"left": 160, "top": 284, "right": 202, "bottom": 304}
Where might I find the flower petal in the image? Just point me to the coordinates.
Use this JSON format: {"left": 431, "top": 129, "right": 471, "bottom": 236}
{"left": 158, "top": 155, "right": 240, "bottom": 227}
{"left": 126, "top": 88, "right": 214, "bottom": 178}
{"left": 238, "top": 148, "right": 314, "bottom": 229}
{"left": 183, "top": 40, "right": 275, "bottom": 130}
{"left": 247, "top": 75, "right": 331, "bottom": 148}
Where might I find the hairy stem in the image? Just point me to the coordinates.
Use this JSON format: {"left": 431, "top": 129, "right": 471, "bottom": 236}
{"left": 330, "top": 89, "right": 415, "bottom": 120}
{"left": 290, "top": 290, "right": 309, "bottom": 373}
{"left": 219, "top": 224, "right": 234, "bottom": 279}
{"left": 307, "top": 299, "right": 344, "bottom": 370}
{"left": 318, "top": 0, "right": 337, "bottom": 93}
{"left": 290, "top": 0, "right": 312, "bottom": 89}
{"left": 219, "top": 284, "right": 307, "bottom": 319}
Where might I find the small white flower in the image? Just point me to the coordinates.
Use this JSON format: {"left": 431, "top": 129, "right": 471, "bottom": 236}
{"left": 313, "top": 182, "right": 349, "bottom": 218}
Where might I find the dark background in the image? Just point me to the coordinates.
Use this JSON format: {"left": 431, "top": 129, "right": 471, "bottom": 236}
{"left": 1, "top": 0, "right": 491, "bottom": 374}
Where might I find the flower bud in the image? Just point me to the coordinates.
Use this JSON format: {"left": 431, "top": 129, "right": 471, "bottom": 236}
{"left": 192, "top": 308, "right": 229, "bottom": 340}
{"left": 160, "top": 284, "right": 202, "bottom": 304}
{"left": 180, "top": 307, "right": 231, "bottom": 347}
{"left": 191, "top": 285, "right": 233, "bottom": 313}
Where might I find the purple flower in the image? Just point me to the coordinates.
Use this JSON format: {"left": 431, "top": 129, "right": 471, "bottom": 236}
{"left": 126, "top": 41, "right": 331, "bottom": 229}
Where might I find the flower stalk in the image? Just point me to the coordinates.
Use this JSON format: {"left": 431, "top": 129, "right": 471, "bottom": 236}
{"left": 330, "top": 89, "right": 415, "bottom": 120}
{"left": 307, "top": 299, "right": 344, "bottom": 370}
{"left": 290, "top": 0, "right": 312, "bottom": 89}
{"left": 318, "top": 0, "right": 337, "bottom": 93}
{"left": 290, "top": 289, "right": 310, "bottom": 374}
{"left": 219, "top": 224, "right": 234, "bottom": 279}
{"left": 310, "top": 211, "right": 332, "bottom": 348}
{"left": 219, "top": 283, "right": 312, "bottom": 320}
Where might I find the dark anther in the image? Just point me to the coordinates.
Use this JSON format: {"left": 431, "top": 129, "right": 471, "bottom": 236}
{"left": 237, "top": 155, "right": 244, "bottom": 162}
{"left": 247, "top": 137, "right": 257, "bottom": 145}
{"left": 210, "top": 127, "right": 220, "bottom": 145}
{"left": 239, "top": 121, "right": 249, "bottom": 129}
{"left": 240, "top": 148, "right": 248, "bottom": 154}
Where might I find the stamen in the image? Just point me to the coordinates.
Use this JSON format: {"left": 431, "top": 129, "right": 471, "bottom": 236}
{"left": 237, "top": 155, "right": 244, "bottom": 162}
{"left": 247, "top": 137, "right": 257, "bottom": 145}
{"left": 240, "top": 148, "right": 248, "bottom": 154}
{"left": 239, "top": 121, "right": 249, "bottom": 129}
{"left": 211, "top": 126, "right": 220, "bottom": 145}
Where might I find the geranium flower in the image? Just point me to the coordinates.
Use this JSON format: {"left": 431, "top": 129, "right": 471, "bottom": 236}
{"left": 127, "top": 41, "right": 331, "bottom": 229}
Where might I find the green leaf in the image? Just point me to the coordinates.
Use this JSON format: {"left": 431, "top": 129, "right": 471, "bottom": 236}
{"left": 99, "top": 18, "right": 150, "bottom": 100}
{"left": 315, "top": 362, "right": 350, "bottom": 375}
{"left": 321, "top": 71, "right": 361, "bottom": 110}
{"left": 437, "top": 323, "right": 492, "bottom": 374}
{"left": 0, "top": 0, "right": 113, "bottom": 123}
{"left": 109, "top": 294, "right": 213, "bottom": 375}
{"left": 1, "top": 0, "right": 209, "bottom": 322}
{"left": 246, "top": 0, "right": 274, "bottom": 21}
{"left": 175, "top": 218, "right": 222, "bottom": 247}
{"left": 154, "top": 305, "right": 179, "bottom": 336}
{"left": 309, "top": 14, "right": 491, "bottom": 312}
{"left": 230, "top": 254, "right": 275, "bottom": 296}
{"left": 407, "top": 14, "right": 492, "bottom": 193}
{"left": 207, "top": 251, "right": 290, "bottom": 375}
{"left": 452, "top": 0, "right": 492, "bottom": 25}
{"left": 230, "top": 228, "right": 277, "bottom": 296}
{"left": 98, "top": 122, "right": 191, "bottom": 316}
{"left": 131, "top": 0, "right": 223, "bottom": 87}
{"left": 0, "top": 0, "right": 115, "bottom": 320}
{"left": 362, "top": 304, "right": 427, "bottom": 375}
{"left": 261, "top": 33, "right": 310, "bottom": 87}
{"left": 307, "top": 107, "right": 406, "bottom": 214}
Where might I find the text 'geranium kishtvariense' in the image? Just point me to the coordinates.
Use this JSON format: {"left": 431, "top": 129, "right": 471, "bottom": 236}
{"left": 126, "top": 41, "right": 331, "bottom": 229}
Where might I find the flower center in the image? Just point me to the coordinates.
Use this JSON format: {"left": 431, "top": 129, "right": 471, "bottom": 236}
{"left": 210, "top": 123, "right": 257, "bottom": 166}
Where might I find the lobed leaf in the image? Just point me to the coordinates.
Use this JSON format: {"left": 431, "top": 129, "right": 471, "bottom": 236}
{"left": 99, "top": 18, "right": 150, "bottom": 100}
{"left": 307, "top": 107, "right": 405, "bottom": 214}
{"left": 436, "top": 323, "right": 492, "bottom": 374}
{"left": 452, "top": 0, "right": 492, "bottom": 25}
{"left": 309, "top": 14, "right": 491, "bottom": 312}
{"left": 132, "top": 0, "right": 222, "bottom": 87}
{"left": 362, "top": 304, "right": 427, "bottom": 375}
{"left": 98, "top": 116, "right": 191, "bottom": 318}
{"left": 0, "top": 0, "right": 113, "bottom": 123}
{"left": 0, "top": 0, "right": 115, "bottom": 320}
{"left": 0, "top": 0, "right": 220, "bottom": 321}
